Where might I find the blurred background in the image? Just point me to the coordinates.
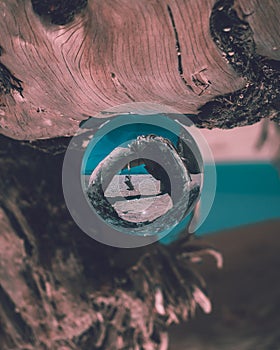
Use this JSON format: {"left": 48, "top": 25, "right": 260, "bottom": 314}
{"left": 196, "top": 119, "right": 280, "bottom": 235}
{"left": 169, "top": 120, "right": 280, "bottom": 349}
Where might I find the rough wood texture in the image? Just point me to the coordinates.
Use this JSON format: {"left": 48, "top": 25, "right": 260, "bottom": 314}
{"left": 198, "top": 0, "right": 280, "bottom": 128}
{"left": 235, "top": 0, "right": 280, "bottom": 60}
{"left": 0, "top": 0, "right": 279, "bottom": 349}
{"left": 0, "top": 135, "right": 221, "bottom": 350}
{"left": 0, "top": 0, "right": 279, "bottom": 140}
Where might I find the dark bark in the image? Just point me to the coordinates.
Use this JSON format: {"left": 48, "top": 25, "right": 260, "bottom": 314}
{"left": 196, "top": 0, "right": 280, "bottom": 128}
{"left": 0, "top": 46, "right": 23, "bottom": 97}
{"left": 0, "top": 134, "right": 221, "bottom": 349}
{"left": 31, "top": 0, "right": 87, "bottom": 25}
{"left": 0, "top": 0, "right": 279, "bottom": 348}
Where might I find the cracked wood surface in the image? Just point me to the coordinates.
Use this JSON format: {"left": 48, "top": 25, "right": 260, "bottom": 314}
{"left": 0, "top": 0, "right": 279, "bottom": 349}
{"left": 0, "top": 0, "right": 278, "bottom": 140}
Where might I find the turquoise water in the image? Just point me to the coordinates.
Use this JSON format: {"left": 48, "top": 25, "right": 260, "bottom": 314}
{"left": 80, "top": 120, "right": 280, "bottom": 240}
{"left": 198, "top": 162, "right": 280, "bottom": 232}
{"left": 161, "top": 162, "right": 280, "bottom": 244}
{"left": 82, "top": 123, "right": 179, "bottom": 175}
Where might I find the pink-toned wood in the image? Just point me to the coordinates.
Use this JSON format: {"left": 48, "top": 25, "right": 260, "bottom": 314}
{"left": 0, "top": 1, "right": 279, "bottom": 348}
{"left": 0, "top": 0, "right": 246, "bottom": 140}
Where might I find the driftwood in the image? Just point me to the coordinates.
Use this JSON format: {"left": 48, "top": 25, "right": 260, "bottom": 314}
{"left": 0, "top": 134, "right": 222, "bottom": 349}
{"left": 0, "top": 0, "right": 279, "bottom": 349}
{"left": 0, "top": 0, "right": 279, "bottom": 139}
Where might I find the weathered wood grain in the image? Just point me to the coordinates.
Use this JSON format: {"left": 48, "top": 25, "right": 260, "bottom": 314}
{"left": 1, "top": 0, "right": 278, "bottom": 140}
{"left": 0, "top": 0, "right": 279, "bottom": 349}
